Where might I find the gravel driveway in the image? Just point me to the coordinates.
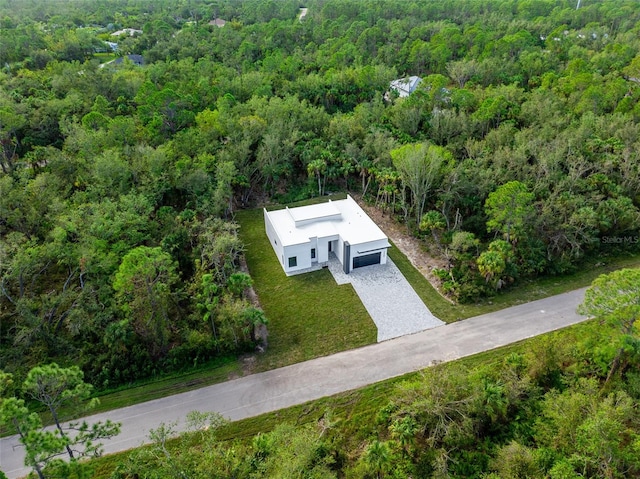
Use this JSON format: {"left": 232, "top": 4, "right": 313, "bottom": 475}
{"left": 328, "top": 256, "right": 444, "bottom": 341}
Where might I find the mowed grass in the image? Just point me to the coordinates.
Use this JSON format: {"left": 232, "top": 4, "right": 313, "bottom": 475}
{"left": 390, "top": 239, "right": 640, "bottom": 322}
{"left": 24, "top": 196, "right": 637, "bottom": 438}
{"left": 236, "top": 206, "right": 376, "bottom": 372}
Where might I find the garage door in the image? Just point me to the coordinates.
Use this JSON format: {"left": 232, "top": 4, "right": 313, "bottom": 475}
{"left": 353, "top": 252, "right": 381, "bottom": 269}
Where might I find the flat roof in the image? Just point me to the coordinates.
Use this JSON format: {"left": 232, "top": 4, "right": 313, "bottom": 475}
{"left": 287, "top": 201, "right": 341, "bottom": 224}
{"left": 266, "top": 195, "right": 389, "bottom": 247}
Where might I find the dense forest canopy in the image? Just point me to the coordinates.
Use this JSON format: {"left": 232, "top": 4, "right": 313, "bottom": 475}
{"left": 2, "top": 0, "right": 640, "bottom": 478}
{"left": 1, "top": 0, "right": 640, "bottom": 388}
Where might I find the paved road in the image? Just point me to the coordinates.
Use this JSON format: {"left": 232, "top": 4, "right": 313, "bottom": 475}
{"left": 1, "top": 288, "right": 588, "bottom": 478}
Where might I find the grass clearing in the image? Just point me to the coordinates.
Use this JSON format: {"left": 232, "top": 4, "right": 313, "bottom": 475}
{"left": 20, "top": 198, "right": 637, "bottom": 438}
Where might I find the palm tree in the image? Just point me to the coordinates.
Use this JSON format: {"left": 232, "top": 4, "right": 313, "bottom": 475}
{"left": 364, "top": 440, "right": 393, "bottom": 479}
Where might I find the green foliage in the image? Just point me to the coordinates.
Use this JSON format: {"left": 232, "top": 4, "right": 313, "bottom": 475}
{"left": 113, "top": 246, "right": 181, "bottom": 358}
{"left": 391, "top": 142, "right": 452, "bottom": 226}
{"left": 1, "top": 364, "right": 120, "bottom": 478}
{"left": 578, "top": 268, "right": 640, "bottom": 383}
{"left": 485, "top": 181, "right": 535, "bottom": 244}
{"left": 1, "top": 0, "right": 640, "bottom": 452}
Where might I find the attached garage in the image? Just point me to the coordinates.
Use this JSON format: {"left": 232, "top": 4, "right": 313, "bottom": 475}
{"left": 353, "top": 252, "right": 381, "bottom": 269}
{"left": 264, "top": 195, "right": 390, "bottom": 276}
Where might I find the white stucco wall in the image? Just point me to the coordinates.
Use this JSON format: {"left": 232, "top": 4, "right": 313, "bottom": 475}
{"left": 316, "top": 235, "right": 338, "bottom": 263}
{"left": 282, "top": 242, "right": 312, "bottom": 274}
{"left": 264, "top": 197, "right": 390, "bottom": 276}
{"left": 264, "top": 208, "right": 285, "bottom": 270}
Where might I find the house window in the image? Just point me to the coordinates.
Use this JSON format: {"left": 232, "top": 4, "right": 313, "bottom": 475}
{"left": 288, "top": 256, "right": 297, "bottom": 268}
{"left": 311, "top": 248, "right": 316, "bottom": 259}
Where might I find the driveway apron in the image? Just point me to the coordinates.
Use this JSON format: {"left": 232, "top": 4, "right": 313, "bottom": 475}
{"left": 328, "top": 256, "right": 445, "bottom": 341}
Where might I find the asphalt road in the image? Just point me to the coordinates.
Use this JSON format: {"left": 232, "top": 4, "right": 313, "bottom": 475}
{"left": 1, "top": 287, "right": 588, "bottom": 478}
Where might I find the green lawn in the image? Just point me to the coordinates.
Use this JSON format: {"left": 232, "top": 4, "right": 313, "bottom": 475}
{"left": 236, "top": 205, "right": 377, "bottom": 371}
{"left": 389, "top": 239, "right": 640, "bottom": 322}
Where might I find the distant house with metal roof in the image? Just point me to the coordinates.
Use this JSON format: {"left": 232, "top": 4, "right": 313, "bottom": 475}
{"left": 111, "top": 28, "right": 143, "bottom": 37}
{"left": 388, "top": 76, "right": 422, "bottom": 98}
{"left": 114, "top": 54, "right": 145, "bottom": 66}
{"left": 264, "top": 195, "right": 390, "bottom": 276}
{"left": 209, "top": 18, "right": 226, "bottom": 27}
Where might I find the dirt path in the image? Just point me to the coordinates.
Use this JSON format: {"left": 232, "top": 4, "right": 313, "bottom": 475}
{"left": 354, "top": 196, "right": 451, "bottom": 301}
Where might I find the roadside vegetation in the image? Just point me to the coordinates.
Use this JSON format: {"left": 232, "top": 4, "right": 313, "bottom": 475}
{"left": 85, "top": 284, "right": 640, "bottom": 479}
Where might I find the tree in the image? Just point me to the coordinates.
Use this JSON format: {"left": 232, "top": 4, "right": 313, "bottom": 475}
{"left": 477, "top": 239, "right": 516, "bottom": 289}
{"left": 535, "top": 378, "right": 640, "bottom": 478}
{"left": 113, "top": 246, "right": 181, "bottom": 358}
{"left": 490, "top": 441, "right": 539, "bottom": 479}
{"left": 196, "top": 273, "right": 221, "bottom": 350}
{"left": 1, "top": 365, "right": 120, "bottom": 479}
{"left": 23, "top": 363, "right": 92, "bottom": 459}
{"left": 485, "top": 181, "right": 535, "bottom": 244}
{"left": 196, "top": 219, "right": 245, "bottom": 284}
{"left": 446, "top": 59, "right": 479, "bottom": 88}
{"left": 0, "top": 395, "right": 63, "bottom": 479}
{"left": 23, "top": 364, "right": 120, "bottom": 458}
{"left": 307, "top": 158, "right": 328, "bottom": 197}
{"left": 389, "top": 416, "right": 418, "bottom": 457}
{"left": 227, "top": 271, "right": 253, "bottom": 298}
{"left": 0, "top": 371, "right": 59, "bottom": 479}
{"left": 420, "top": 210, "right": 447, "bottom": 245}
{"left": 391, "top": 142, "right": 451, "bottom": 227}
{"left": 577, "top": 268, "right": 640, "bottom": 384}
{"left": 364, "top": 440, "right": 394, "bottom": 479}
{"left": 212, "top": 160, "right": 237, "bottom": 217}
{"left": 477, "top": 250, "right": 506, "bottom": 285}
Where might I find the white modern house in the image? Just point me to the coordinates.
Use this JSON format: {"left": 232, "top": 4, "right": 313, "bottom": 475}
{"left": 264, "top": 195, "right": 391, "bottom": 276}
{"left": 388, "top": 76, "right": 422, "bottom": 98}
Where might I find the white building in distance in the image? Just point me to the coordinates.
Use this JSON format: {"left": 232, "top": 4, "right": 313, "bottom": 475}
{"left": 389, "top": 76, "right": 422, "bottom": 98}
{"left": 264, "top": 195, "right": 390, "bottom": 276}
{"left": 111, "top": 28, "right": 143, "bottom": 37}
